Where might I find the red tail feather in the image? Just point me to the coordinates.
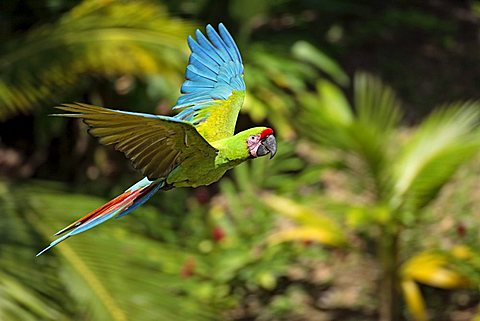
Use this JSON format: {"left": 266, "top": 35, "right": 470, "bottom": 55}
{"left": 54, "top": 185, "right": 155, "bottom": 236}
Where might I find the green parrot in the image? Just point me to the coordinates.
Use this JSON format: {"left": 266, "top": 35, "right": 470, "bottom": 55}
{"left": 37, "top": 23, "right": 277, "bottom": 256}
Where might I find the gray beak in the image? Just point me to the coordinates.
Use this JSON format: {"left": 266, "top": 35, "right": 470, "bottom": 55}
{"left": 257, "top": 135, "right": 277, "bottom": 159}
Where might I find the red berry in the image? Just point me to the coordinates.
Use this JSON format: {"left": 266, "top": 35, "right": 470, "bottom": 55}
{"left": 457, "top": 223, "right": 466, "bottom": 237}
{"left": 212, "top": 226, "right": 226, "bottom": 242}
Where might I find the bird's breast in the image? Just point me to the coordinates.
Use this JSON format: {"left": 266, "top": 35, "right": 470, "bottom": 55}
{"left": 166, "top": 159, "right": 227, "bottom": 188}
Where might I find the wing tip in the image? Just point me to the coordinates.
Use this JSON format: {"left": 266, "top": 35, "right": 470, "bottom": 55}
{"left": 195, "top": 29, "right": 204, "bottom": 39}
{"left": 206, "top": 24, "right": 215, "bottom": 33}
{"left": 187, "top": 35, "right": 196, "bottom": 48}
{"left": 175, "top": 23, "right": 244, "bottom": 109}
{"left": 205, "top": 24, "right": 222, "bottom": 41}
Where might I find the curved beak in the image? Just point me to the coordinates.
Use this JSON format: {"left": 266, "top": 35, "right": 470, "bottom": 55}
{"left": 256, "top": 135, "right": 277, "bottom": 159}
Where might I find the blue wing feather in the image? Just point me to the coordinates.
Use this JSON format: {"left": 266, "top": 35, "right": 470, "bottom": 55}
{"left": 188, "top": 53, "right": 218, "bottom": 76}
{"left": 173, "top": 23, "right": 245, "bottom": 117}
{"left": 218, "top": 24, "right": 242, "bottom": 63}
{"left": 206, "top": 25, "right": 232, "bottom": 61}
{"left": 186, "top": 65, "right": 216, "bottom": 82}
{"left": 188, "top": 37, "right": 220, "bottom": 68}
{"left": 196, "top": 29, "right": 227, "bottom": 63}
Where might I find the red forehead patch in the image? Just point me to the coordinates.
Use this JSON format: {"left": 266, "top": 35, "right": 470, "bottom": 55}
{"left": 260, "top": 128, "right": 274, "bottom": 139}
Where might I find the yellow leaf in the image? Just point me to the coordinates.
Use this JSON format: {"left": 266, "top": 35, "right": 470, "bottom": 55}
{"left": 451, "top": 245, "right": 474, "bottom": 260}
{"left": 262, "top": 194, "right": 340, "bottom": 229}
{"left": 346, "top": 205, "right": 391, "bottom": 227}
{"left": 268, "top": 227, "right": 344, "bottom": 247}
{"left": 262, "top": 194, "right": 346, "bottom": 246}
{"left": 401, "top": 279, "right": 428, "bottom": 321}
{"left": 401, "top": 252, "right": 470, "bottom": 289}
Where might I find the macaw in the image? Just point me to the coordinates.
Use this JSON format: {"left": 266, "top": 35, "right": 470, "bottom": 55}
{"left": 37, "top": 23, "right": 276, "bottom": 256}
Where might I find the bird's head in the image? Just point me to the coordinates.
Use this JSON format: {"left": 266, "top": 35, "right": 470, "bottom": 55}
{"left": 245, "top": 127, "right": 277, "bottom": 159}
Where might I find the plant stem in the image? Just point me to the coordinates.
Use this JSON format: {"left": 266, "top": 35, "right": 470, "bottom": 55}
{"left": 379, "top": 225, "right": 401, "bottom": 321}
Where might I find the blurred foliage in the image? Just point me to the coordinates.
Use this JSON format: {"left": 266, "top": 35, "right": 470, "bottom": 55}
{"left": 262, "top": 193, "right": 347, "bottom": 247}
{"left": 0, "top": 179, "right": 221, "bottom": 321}
{"left": 295, "top": 73, "right": 480, "bottom": 321}
{"left": 0, "top": 0, "right": 195, "bottom": 119}
{"left": 1, "top": 0, "right": 480, "bottom": 321}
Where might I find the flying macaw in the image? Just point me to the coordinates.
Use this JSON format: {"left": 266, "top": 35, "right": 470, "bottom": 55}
{"left": 37, "top": 23, "right": 276, "bottom": 256}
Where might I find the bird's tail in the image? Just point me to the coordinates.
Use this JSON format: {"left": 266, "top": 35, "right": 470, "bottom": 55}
{"left": 36, "top": 178, "right": 164, "bottom": 256}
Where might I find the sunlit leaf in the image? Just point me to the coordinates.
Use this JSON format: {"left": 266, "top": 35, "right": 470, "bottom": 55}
{"left": 401, "top": 279, "right": 428, "bottom": 321}
{"left": 314, "top": 80, "right": 353, "bottom": 126}
{"left": 268, "top": 227, "right": 343, "bottom": 247}
{"left": 451, "top": 245, "right": 474, "bottom": 260}
{"left": 346, "top": 205, "right": 391, "bottom": 227}
{"left": 262, "top": 193, "right": 346, "bottom": 246}
{"left": 391, "top": 103, "right": 480, "bottom": 210}
{"left": 401, "top": 252, "right": 471, "bottom": 289}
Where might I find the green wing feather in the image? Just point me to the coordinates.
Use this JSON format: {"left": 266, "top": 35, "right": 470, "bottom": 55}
{"left": 55, "top": 103, "right": 218, "bottom": 180}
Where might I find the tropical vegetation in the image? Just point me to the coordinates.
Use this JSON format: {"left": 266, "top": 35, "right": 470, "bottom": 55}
{"left": 1, "top": 1, "right": 480, "bottom": 320}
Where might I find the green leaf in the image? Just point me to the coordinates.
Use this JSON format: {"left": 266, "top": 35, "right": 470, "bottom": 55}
{"left": 292, "top": 41, "right": 349, "bottom": 86}
{"left": 314, "top": 80, "right": 353, "bottom": 126}
{"left": 391, "top": 102, "right": 480, "bottom": 210}
{"left": 354, "top": 72, "right": 403, "bottom": 134}
{"left": 0, "top": 272, "right": 62, "bottom": 321}
{"left": 0, "top": 181, "right": 218, "bottom": 321}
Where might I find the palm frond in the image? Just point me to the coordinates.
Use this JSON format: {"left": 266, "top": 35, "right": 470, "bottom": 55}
{"left": 0, "top": 0, "right": 195, "bottom": 120}
{"left": 244, "top": 44, "right": 348, "bottom": 138}
{"left": 292, "top": 41, "right": 349, "bottom": 86}
{"left": 0, "top": 181, "right": 218, "bottom": 321}
{"left": 354, "top": 72, "right": 403, "bottom": 134}
{"left": 391, "top": 102, "right": 480, "bottom": 210}
{"left": 296, "top": 79, "right": 353, "bottom": 149}
{"left": 298, "top": 73, "right": 403, "bottom": 196}
{"left": 0, "top": 272, "right": 63, "bottom": 321}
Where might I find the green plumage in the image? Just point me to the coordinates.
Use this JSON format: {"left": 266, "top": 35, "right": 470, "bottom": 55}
{"left": 168, "top": 127, "right": 268, "bottom": 187}
{"left": 37, "top": 24, "right": 276, "bottom": 256}
{"left": 55, "top": 103, "right": 268, "bottom": 188}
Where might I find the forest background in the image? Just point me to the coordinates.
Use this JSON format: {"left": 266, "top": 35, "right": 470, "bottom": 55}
{"left": 1, "top": 1, "right": 480, "bottom": 321}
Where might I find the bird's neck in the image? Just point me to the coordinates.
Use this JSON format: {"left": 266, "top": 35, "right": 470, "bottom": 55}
{"left": 211, "top": 137, "right": 250, "bottom": 168}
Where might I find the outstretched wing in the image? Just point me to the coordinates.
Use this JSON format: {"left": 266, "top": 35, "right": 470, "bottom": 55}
{"left": 173, "top": 23, "right": 245, "bottom": 142}
{"left": 55, "top": 103, "right": 218, "bottom": 180}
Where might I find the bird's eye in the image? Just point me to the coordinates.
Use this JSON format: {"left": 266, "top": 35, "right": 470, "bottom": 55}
{"left": 248, "top": 136, "right": 255, "bottom": 142}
